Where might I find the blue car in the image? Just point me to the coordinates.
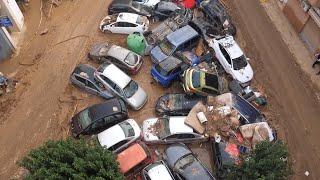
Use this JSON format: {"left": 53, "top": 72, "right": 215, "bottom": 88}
{"left": 150, "top": 25, "right": 200, "bottom": 64}
{"left": 151, "top": 57, "right": 185, "bottom": 87}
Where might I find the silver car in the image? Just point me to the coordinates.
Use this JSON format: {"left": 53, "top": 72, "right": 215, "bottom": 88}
{"left": 88, "top": 43, "right": 143, "bottom": 75}
{"left": 94, "top": 62, "right": 148, "bottom": 110}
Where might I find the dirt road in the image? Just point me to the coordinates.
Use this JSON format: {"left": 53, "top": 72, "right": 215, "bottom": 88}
{"left": 0, "top": 0, "right": 319, "bottom": 179}
{"left": 227, "top": 0, "right": 320, "bottom": 179}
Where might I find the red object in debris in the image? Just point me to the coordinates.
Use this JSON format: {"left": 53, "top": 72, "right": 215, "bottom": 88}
{"left": 173, "top": 0, "right": 195, "bottom": 9}
{"left": 183, "top": 0, "right": 196, "bottom": 8}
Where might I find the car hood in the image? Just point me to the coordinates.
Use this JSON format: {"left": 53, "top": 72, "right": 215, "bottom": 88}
{"left": 142, "top": 118, "right": 160, "bottom": 141}
{"left": 181, "top": 161, "right": 214, "bottom": 180}
{"left": 231, "top": 64, "right": 253, "bottom": 83}
{"left": 127, "top": 86, "right": 148, "bottom": 110}
{"left": 98, "top": 125, "right": 126, "bottom": 149}
{"left": 151, "top": 46, "right": 168, "bottom": 64}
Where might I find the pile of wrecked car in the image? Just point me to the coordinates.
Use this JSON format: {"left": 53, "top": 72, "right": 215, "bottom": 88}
{"left": 68, "top": 0, "right": 274, "bottom": 179}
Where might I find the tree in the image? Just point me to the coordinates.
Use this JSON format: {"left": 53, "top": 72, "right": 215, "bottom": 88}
{"left": 19, "top": 138, "right": 124, "bottom": 180}
{"left": 226, "top": 141, "right": 292, "bottom": 180}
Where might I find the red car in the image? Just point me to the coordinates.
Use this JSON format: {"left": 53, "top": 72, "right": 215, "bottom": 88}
{"left": 117, "top": 142, "right": 153, "bottom": 178}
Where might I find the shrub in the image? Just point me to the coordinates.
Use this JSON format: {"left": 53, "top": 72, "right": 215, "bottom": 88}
{"left": 19, "top": 138, "right": 124, "bottom": 180}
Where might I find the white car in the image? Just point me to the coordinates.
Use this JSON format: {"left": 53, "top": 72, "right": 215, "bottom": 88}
{"left": 94, "top": 63, "right": 148, "bottom": 110}
{"left": 98, "top": 119, "right": 141, "bottom": 153}
{"left": 142, "top": 116, "right": 208, "bottom": 144}
{"left": 209, "top": 35, "right": 253, "bottom": 84}
{"left": 100, "top": 13, "right": 149, "bottom": 34}
{"left": 141, "top": 161, "right": 175, "bottom": 180}
{"left": 133, "top": 0, "right": 160, "bottom": 7}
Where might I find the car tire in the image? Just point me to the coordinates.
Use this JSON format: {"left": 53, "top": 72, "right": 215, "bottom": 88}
{"left": 104, "top": 30, "right": 112, "bottom": 34}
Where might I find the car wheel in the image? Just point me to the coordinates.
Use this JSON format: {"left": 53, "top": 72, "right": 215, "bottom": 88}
{"left": 104, "top": 30, "right": 112, "bottom": 34}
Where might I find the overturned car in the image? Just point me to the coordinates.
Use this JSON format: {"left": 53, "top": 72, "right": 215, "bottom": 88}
{"left": 200, "top": 0, "right": 236, "bottom": 36}
{"left": 144, "top": 9, "right": 193, "bottom": 47}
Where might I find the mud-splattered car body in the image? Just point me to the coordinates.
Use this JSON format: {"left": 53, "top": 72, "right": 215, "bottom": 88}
{"left": 155, "top": 93, "right": 206, "bottom": 116}
{"left": 142, "top": 116, "right": 208, "bottom": 144}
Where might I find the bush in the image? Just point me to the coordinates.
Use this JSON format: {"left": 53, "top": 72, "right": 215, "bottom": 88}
{"left": 226, "top": 141, "right": 292, "bottom": 180}
{"left": 19, "top": 138, "right": 124, "bottom": 180}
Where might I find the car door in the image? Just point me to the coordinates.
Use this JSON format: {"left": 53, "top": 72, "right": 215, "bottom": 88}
{"left": 110, "top": 22, "right": 123, "bottom": 34}
{"left": 125, "top": 22, "right": 139, "bottom": 34}
{"left": 85, "top": 80, "right": 99, "bottom": 95}
{"left": 74, "top": 75, "right": 87, "bottom": 88}
{"left": 217, "top": 43, "right": 232, "bottom": 73}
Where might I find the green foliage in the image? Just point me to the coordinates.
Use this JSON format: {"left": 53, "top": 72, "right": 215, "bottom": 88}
{"left": 226, "top": 141, "right": 292, "bottom": 180}
{"left": 19, "top": 138, "right": 124, "bottom": 180}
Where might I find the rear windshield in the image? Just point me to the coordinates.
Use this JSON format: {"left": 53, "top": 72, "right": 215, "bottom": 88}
{"left": 79, "top": 109, "right": 92, "bottom": 129}
{"left": 125, "top": 52, "right": 138, "bottom": 66}
{"left": 159, "top": 40, "right": 176, "bottom": 56}
{"left": 97, "top": 63, "right": 108, "bottom": 72}
{"left": 174, "top": 154, "right": 196, "bottom": 173}
{"left": 205, "top": 73, "right": 219, "bottom": 89}
{"left": 123, "top": 80, "right": 138, "bottom": 98}
{"left": 119, "top": 121, "right": 135, "bottom": 137}
{"left": 232, "top": 55, "right": 248, "bottom": 70}
{"left": 192, "top": 71, "right": 201, "bottom": 88}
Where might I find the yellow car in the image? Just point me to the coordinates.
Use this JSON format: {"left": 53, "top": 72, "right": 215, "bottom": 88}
{"left": 182, "top": 68, "right": 228, "bottom": 96}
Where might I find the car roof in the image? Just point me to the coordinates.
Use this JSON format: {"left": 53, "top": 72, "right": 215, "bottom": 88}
{"left": 98, "top": 123, "right": 126, "bottom": 149}
{"left": 147, "top": 162, "right": 173, "bottom": 180}
{"left": 107, "top": 45, "right": 130, "bottom": 61}
{"left": 167, "top": 25, "right": 198, "bottom": 47}
{"left": 88, "top": 98, "right": 122, "bottom": 120}
{"left": 117, "top": 143, "right": 148, "bottom": 173}
{"left": 102, "top": 64, "right": 131, "bottom": 89}
{"left": 117, "top": 13, "right": 139, "bottom": 23}
{"left": 165, "top": 144, "right": 192, "bottom": 168}
{"left": 218, "top": 36, "right": 243, "bottom": 59}
{"left": 158, "top": 57, "right": 182, "bottom": 72}
{"left": 169, "top": 116, "right": 193, "bottom": 134}
{"left": 204, "top": 72, "right": 219, "bottom": 89}
{"left": 73, "top": 64, "right": 96, "bottom": 82}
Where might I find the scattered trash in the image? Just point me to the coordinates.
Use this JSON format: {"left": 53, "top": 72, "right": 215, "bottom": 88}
{"left": 305, "top": 171, "right": 310, "bottom": 176}
{"left": 197, "top": 111, "right": 208, "bottom": 124}
{"left": 239, "top": 122, "right": 274, "bottom": 148}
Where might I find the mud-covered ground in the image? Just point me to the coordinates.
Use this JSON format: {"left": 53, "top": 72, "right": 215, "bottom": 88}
{"left": 0, "top": 0, "right": 319, "bottom": 179}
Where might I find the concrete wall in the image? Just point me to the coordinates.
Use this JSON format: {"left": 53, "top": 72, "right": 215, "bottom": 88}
{"left": 0, "top": 27, "right": 15, "bottom": 61}
{"left": 0, "top": 0, "right": 24, "bottom": 32}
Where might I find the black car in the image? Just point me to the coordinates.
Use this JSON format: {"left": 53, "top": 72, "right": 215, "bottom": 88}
{"left": 108, "top": 0, "right": 152, "bottom": 17}
{"left": 70, "top": 98, "right": 128, "bottom": 137}
{"left": 153, "top": 1, "right": 182, "bottom": 21}
{"left": 211, "top": 140, "right": 247, "bottom": 179}
{"left": 70, "top": 64, "right": 113, "bottom": 100}
{"left": 200, "top": 0, "right": 236, "bottom": 36}
{"left": 155, "top": 93, "right": 205, "bottom": 116}
{"left": 164, "top": 143, "right": 215, "bottom": 180}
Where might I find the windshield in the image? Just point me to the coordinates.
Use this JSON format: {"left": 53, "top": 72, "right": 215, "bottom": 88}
{"left": 119, "top": 121, "right": 135, "bottom": 137}
{"left": 174, "top": 154, "right": 196, "bottom": 173}
{"left": 78, "top": 109, "right": 92, "bottom": 129}
{"left": 155, "top": 64, "right": 169, "bottom": 76}
{"left": 159, "top": 40, "right": 175, "bottom": 56}
{"left": 192, "top": 71, "right": 201, "bottom": 88}
{"left": 123, "top": 80, "right": 138, "bottom": 98}
{"left": 125, "top": 52, "right": 138, "bottom": 66}
{"left": 232, "top": 55, "right": 248, "bottom": 70}
{"left": 132, "top": 2, "right": 141, "bottom": 11}
{"left": 158, "top": 117, "right": 170, "bottom": 138}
